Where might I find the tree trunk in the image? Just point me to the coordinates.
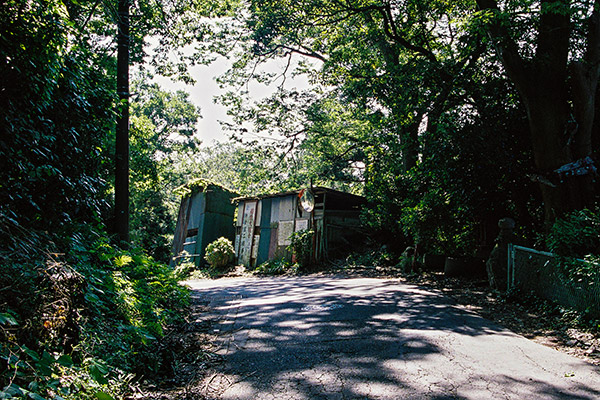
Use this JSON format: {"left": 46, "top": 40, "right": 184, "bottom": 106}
{"left": 476, "top": 0, "right": 600, "bottom": 222}
{"left": 402, "top": 113, "right": 422, "bottom": 171}
{"left": 115, "top": 0, "right": 130, "bottom": 243}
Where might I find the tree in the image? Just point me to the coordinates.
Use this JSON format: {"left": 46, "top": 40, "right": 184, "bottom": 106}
{"left": 475, "top": 0, "right": 600, "bottom": 221}
{"left": 115, "top": 0, "right": 130, "bottom": 243}
{"left": 129, "top": 76, "right": 202, "bottom": 261}
{"left": 0, "top": 0, "right": 115, "bottom": 231}
{"left": 207, "top": 0, "right": 600, "bottom": 231}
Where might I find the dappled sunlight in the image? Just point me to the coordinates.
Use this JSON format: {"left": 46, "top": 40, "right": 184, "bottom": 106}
{"left": 189, "top": 276, "right": 600, "bottom": 399}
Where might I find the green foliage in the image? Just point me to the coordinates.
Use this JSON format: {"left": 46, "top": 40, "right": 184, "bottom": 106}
{"left": 0, "top": 0, "right": 114, "bottom": 231}
{"left": 0, "top": 222, "right": 189, "bottom": 399}
{"left": 202, "top": 0, "right": 544, "bottom": 255}
{"left": 345, "top": 247, "right": 397, "bottom": 269}
{"left": 173, "top": 178, "right": 212, "bottom": 198}
{"left": 288, "top": 229, "right": 315, "bottom": 270}
{"left": 399, "top": 187, "right": 475, "bottom": 257}
{"left": 204, "top": 238, "right": 235, "bottom": 270}
{"left": 129, "top": 75, "right": 202, "bottom": 263}
{"left": 254, "top": 259, "right": 296, "bottom": 276}
{"left": 547, "top": 208, "right": 600, "bottom": 258}
{"left": 544, "top": 208, "right": 600, "bottom": 309}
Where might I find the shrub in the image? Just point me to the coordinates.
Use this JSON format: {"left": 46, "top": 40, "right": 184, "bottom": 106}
{"left": 0, "top": 225, "right": 190, "bottom": 400}
{"left": 255, "top": 259, "right": 296, "bottom": 275}
{"left": 288, "top": 229, "right": 314, "bottom": 270}
{"left": 547, "top": 208, "right": 600, "bottom": 258}
{"left": 204, "top": 237, "right": 235, "bottom": 269}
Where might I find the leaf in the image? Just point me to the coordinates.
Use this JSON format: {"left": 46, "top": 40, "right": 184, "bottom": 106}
{"left": 0, "top": 313, "right": 18, "bottom": 326}
{"left": 23, "top": 347, "right": 40, "bottom": 363}
{"left": 94, "top": 392, "right": 115, "bottom": 400}
{"left": 41, "top": 351, "right": 53, "bottom": 365}
{"left": 56, "top": 354, "right": 73, "bottom": 367}
{"left": 89, "top": 364, "right": 108, "bottom": 385}
{"left": 3, "top": 384, "right": 24, "bottom": 396}
{"left": 27, "top": 393, "right": 47, "bottom": 400}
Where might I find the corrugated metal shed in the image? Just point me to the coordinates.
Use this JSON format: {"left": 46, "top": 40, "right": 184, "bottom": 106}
{"left": 233, "top": 187, "right": 366, "bottom": 267}
{"left": 171, "top": 181, "right": 238, "bottom": 267}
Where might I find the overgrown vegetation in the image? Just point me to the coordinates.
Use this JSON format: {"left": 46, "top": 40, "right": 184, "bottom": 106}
{"left": 547, "top": 208, "right": 600, "bottom": 259}
{"left": 0, "top": 219, "right": 189, "bottom": 399}
{"left": 254, "top": 259, "right": 297, "bottom": 276}
{"left": 3, "top": 0, "right": 600, "bottom": 396}
{"left": 288, "top": 229, "right": 315, "bottom": 271}
{"left": 204, "top": 238, "right": 235, "bottom": 270}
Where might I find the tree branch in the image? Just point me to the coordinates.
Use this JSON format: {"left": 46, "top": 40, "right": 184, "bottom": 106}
{"left": 571, "top": 0, "right": 600, "bottom": 158}
{"left": 537, "top": 0, "right": 570, "bottom": 78}
{"left": 475, "top": 0, "right": 531, "bottom": 96}
{"left": 377, "top": 3, "right": 438, "bottom": 62}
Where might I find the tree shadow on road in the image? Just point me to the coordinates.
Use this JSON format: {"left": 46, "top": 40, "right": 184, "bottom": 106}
{"left": 187, "top": 277, "right": 600, "bottom": 400}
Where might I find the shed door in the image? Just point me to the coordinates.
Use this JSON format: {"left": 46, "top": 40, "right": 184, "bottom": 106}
{"left": 256, "top": 198, "right": 272, "bottom": 266}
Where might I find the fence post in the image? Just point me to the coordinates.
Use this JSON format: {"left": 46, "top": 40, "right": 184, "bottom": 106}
{"left": 485, "top": 218, "right": 515, "bottom": 290}
{"left": 507, "top": 243, "right": 514, "bottom": 292}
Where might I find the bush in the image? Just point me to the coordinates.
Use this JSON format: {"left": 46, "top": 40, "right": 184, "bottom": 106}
{"left": 288, "top": 229, "right": 314, "bottom": 270}
{"left": 204, "top": 237, "right": 235, "bottom": 269}
{"left": 0, "top": 224, "right": 190, "bottom": 400}
{"left": 255, "top": 259, "right": 296, "bottom": 275}
{"left": 547, "top": 208, "right": 600, "bottom": 258}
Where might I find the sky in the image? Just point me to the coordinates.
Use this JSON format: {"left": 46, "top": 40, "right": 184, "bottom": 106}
{"left": 153, "top": 55, "right": 313, "bottom": 147}
{"left": 153, "top": 57, "right": 236, "bottom": 146}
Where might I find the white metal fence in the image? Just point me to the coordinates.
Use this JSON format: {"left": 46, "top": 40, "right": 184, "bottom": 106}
{"left": 507, "top": 244, "right": 600, "bottom": 318}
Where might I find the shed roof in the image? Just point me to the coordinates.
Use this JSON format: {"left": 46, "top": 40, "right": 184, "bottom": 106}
{"left": 174, "top": 178, "right": 238, "bottom": 198}
{"left": 234, "top": 186, "right": 365, "bottom": 203}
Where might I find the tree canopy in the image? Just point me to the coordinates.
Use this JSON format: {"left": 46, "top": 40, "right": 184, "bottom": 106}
{"left": 201, "top": 0, "right": 599, "bottom": 246}
{"left": 2, "top": 1, "right": 600, "bottom": 397}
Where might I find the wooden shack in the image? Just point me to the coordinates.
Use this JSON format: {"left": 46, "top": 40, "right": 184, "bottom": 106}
{"left": 171, "top": 180, "right": 238, "bottom": 267}
{"left": 234, "top": 187, "right": 366, "bottom": 267}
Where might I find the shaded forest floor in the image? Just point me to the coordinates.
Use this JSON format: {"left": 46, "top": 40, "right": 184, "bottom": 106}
{"left": 134, "top": 264, "right": 600, "bottom": 399}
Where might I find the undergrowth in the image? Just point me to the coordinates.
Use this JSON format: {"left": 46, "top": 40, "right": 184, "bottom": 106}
{"left": 0, "top": 219, "right": 189, "bottom": 399}
{"left": 502, "top": 287, "right": 600, "bottom": 333}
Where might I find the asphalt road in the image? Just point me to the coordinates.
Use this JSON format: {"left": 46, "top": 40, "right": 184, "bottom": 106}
{"left": 186, "top": 276, "right": 600, "bottom": 399}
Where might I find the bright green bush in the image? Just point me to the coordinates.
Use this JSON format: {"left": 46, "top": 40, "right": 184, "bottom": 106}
{"left": 204, "top": 237, "right": 235, "bottom": 269}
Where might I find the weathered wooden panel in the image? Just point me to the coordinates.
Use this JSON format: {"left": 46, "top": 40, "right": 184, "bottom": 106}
{"left": 269, "top": 224, "right": 278, "bottom": 259}
{"left": 295, "top": 218, "right": 309, "bottom": 232}
{"left": 270, "top": 197, "right": 281, "bottom": 222}
{"left": 279, "top": 195, "right": 295, "bottom": 221}
{"left": 194, "top": 210, "right": 206, "bottom": 265}
{"left": 238, "top": 201, "right": 257, "bottom": 266}
{"left": 196, "top": 212, "right": 236, "bottom": 265}
{"left": 170, "top": 195, "right": 192, "bottom": 266}
{"left": 251, "top": 234, "right": 260, "bottom": 266}
{"left": 172, "top": 184, "right": 238, "bottom": 267}
{"left": 315, "top": 219, "right": 325, "bottom": 260}
{"left": 187, "top": 192, "right": 206, "bottom": 230}
{"left": 236, "top": 204, "right": 243, "bottom": 227}
{"left": 234, "top": 234, "right": 241, "bottom": 257}
{"left": 204, "top": 187, "right": 236, "bottom": 215}
{"left": 255, "top": 201, "right": 262, "bottom": 227}
{"left": 278, "top": 220, "right": 294, "bottom": 246}
{"left": 183, "top": 235, "right": 197, "bottom": 252}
